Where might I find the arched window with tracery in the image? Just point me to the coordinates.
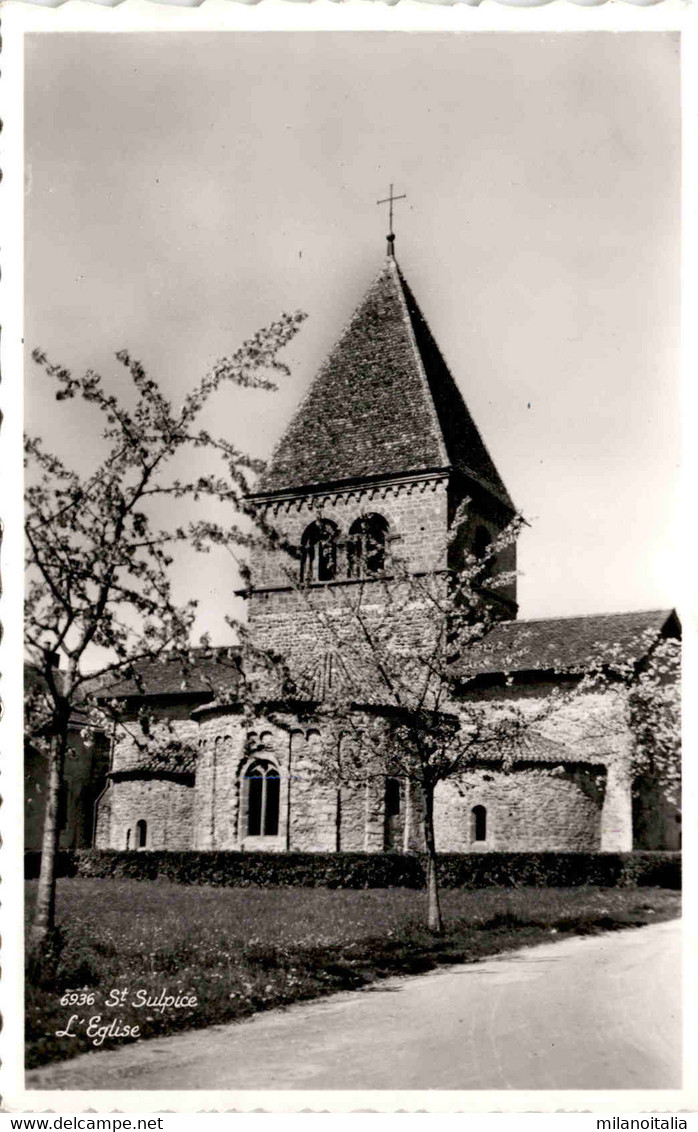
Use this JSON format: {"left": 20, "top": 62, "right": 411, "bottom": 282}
{"left": 135, "top": 819, "right": 148, "bottom": 849}
{"left": 347, "top": 514, "right": 389, "bottom": 578}
{"left": 301, "top": 519, "right": 339, "bottom": 583}
{"left": 245, "top": 760, "right": 280, "bottom": 837}
{"left": 471, "top": 805, "right": 487, "bottom": 843}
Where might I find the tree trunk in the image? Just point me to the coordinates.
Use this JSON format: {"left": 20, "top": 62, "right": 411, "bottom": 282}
{"left": 30, "top": 730, "right": 67, "bottom": 951}
{"left": 421, "top": 781, "right": 444, "bottom": 934}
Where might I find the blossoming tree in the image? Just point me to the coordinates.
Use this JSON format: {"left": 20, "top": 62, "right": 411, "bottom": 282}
{"left": 25, "top": 311, "right": 305, "bottom": 952}
{"left": 237, "top": 507, "right": 680, "bottom": 933}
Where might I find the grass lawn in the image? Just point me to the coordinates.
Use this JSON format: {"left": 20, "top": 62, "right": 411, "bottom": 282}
{"left": 26, "top": 880, "right": 680, "bottom": 1069}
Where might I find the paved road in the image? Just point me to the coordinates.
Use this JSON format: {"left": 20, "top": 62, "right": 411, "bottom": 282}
{"left": 27, "top": 920, "right": 681, "bottom": 1092}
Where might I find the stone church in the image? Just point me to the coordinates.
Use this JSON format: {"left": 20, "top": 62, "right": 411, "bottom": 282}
{"left": 94, "top": 246, "right": 680, "bottom": 856}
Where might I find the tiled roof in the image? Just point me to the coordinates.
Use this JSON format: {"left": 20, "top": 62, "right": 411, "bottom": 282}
{"left": 255, "top": 258, "right": 513, "bottom": 507}
{"left": 456, "top": 609, "right": 679, "bottom": 679}
{"left": 399, "top": 271, "right": 512, "bottom": 507}
{"left": 98, "top": 647, "right": 241, "bottom": 700}
{"left": 112, "top": 746, "right": 198, "bottom": 779}
{"left": 476, "top": 735, "right": 603, "bottom": 767}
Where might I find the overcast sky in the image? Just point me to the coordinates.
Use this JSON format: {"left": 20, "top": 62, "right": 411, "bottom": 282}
{"left": 25, "top": 31, "right": 680, "bottom": 644}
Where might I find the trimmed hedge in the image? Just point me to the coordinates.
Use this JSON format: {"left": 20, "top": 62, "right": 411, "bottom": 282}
{"left": 25, "top": 849, "right": 681, "bottom": 889}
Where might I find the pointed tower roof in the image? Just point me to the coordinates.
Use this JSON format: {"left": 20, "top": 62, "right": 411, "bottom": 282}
{"left": 254, "top": 257, "right": 513, "bottom": 509}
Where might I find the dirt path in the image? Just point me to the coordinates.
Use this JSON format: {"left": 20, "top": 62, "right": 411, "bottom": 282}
{"left": 26, "top": 919, "right": 681, "bottom": 1093}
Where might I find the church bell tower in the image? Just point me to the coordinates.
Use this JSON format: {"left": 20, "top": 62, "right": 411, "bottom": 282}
{"left": 245, "top": 230, "right": 517, "bottom": 679}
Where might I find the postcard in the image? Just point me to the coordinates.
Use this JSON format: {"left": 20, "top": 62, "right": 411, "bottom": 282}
{"left": 1, "top": 0, "right": 695, "bottom": 1118}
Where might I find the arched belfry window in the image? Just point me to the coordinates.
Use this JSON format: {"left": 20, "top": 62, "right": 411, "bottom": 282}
{"left": 301, "top": 519, "right": 339, "bottom": 583}
{"left": 245, "top": 760, "right": 280, "bottom": 837}
{"left": 347, "top": 514, "right": 389, "bottom": 578}
{"left": 135, "top": 819, "right": 147, "bottom": 849}
{"left": 471, "top": 805, "right": 487, "bottom": 843}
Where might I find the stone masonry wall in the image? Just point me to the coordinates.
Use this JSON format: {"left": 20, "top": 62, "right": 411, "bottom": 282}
{"left": 248, "top": 592, "right": 441, "bottom": 702}
{"left": 247, "top": 478, "right": 448, "bottom": 679}
{"left": 250, "top": 475, "right": 450, "bottom": 592}
{"left": 456, "top": 683, "right": 634, "bottom": 852}
{"left": 193, "top": 712, "right": 373, "bottom": 852}
{"left": 96, "top": 776, "right": 194, "bottom": 851}
{"left": 247, "top": 473, "right": 521, "bottom": 693}
{"left": 95, "top": 712, "right": 200, "bottom": 850}
{"left": 97, "top": 687, "right": 631, "bottom": 853}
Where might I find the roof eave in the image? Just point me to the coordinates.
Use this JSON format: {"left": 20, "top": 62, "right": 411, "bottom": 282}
{"left": 96, "top": 689, "right": 217, "bottom": 707}
{"left": 246, "top": 466, "right": 451, "bottom": 504}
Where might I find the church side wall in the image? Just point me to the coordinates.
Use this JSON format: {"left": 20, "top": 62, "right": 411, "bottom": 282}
{"left": 337, "top": 783, "right": 368, "bottom": 851}
{"left": 455, "top": 683, "right": 634, "bottom": 852}
{"left": 434, "top": 766, "right": 604, "bottom": 852}
{"left": 288, "top": 728, "right": 339, "bottom": 851}
{"left": 98, "top": 685, "right": 636, "bottom": 855}
{"left": 26, "top": 729, "right": 109, "bottom": 851}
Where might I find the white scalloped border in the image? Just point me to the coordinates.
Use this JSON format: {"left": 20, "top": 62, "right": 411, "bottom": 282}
{"left": 3, "top": 0, "right": 698, "bottom": 17}
{"left": 3, "top": 0, "right": 697, "bottom": 8}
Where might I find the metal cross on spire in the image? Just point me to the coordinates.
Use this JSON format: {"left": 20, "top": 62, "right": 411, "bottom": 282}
{"left": 377, "top": 183, "right": 407, "bottom": 257}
